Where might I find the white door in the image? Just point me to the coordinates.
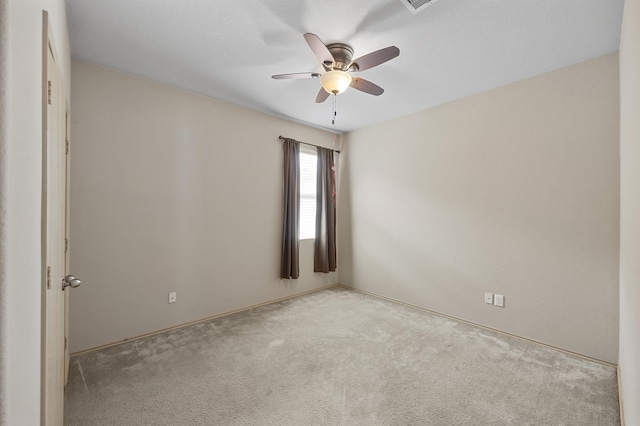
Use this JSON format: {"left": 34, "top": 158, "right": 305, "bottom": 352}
{"left": 64, "top": 107, "right": 72, "bottom": 385}
{"left": 42, "top": 12, "right": 78, "bottom": 425}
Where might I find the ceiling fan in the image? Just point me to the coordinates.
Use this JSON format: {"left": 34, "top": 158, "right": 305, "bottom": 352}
{"left": 272, "top": 33, "right": 400, "bottom": 103}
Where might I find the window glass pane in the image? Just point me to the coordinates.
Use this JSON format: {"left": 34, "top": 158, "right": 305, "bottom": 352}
{"left": 299, "top": 150, "right": 316, "bottom": 240}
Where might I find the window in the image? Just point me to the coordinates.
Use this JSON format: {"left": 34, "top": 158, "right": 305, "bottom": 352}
{"left": 299, "top": 146, "right": 317, "bottom": 240}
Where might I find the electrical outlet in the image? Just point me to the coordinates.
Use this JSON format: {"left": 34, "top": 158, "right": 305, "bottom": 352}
{"left": 168, "top": 292, "right": 177, "bottom": 304}
{"left": 484, "top": 292, "right": 493, "bottom": 304}
{"left": 494, "top": 294, "right": 504, "bottom": 307}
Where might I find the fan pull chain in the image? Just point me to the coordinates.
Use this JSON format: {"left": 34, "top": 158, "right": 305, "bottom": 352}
{"left": 331, "top": 94, "right": 337, "bottom": 126}
{"left": 332, "top": 94, "right": 338, "bottom": 147}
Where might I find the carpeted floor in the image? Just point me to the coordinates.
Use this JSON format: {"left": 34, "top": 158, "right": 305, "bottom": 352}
{"left": 64, "top": 286, "right": 620, "bottom": 425}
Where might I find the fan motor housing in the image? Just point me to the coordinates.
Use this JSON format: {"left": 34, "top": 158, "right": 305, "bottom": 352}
{"left": 326, "top": 43, "right": 354, "bottom": 71}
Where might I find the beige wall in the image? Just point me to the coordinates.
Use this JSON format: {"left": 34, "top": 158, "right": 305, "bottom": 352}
{"left": 338, "top": 53, "right": 620, "bottom": 363}
{"left": 0, "top": 0, "right": 70, "bottom": 423}
{"left": 69, "top": 60, "right": 338, "bottom": 352}
{"left": 619, "top": 0, "right": 640, "bottom": 422}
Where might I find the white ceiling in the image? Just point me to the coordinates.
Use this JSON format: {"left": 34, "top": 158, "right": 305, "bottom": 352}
{"left": 65, "top": 0, "right": 624, "bottom": 133}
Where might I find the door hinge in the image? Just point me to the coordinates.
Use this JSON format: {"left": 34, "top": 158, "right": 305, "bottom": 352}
{"left": 65, "top": 238, "right": 69, "bottom": 253}
{"left": 47, "top": 80, "right": 52, "bottom": 105}
{"left": 65, "top": 140, "right": 69, "bottom": 155}
{"left": 64, "top": 337, "right": 68, "bottom": 351}
{"left": 46, "top": 266, "right": 52, "bottom": 289}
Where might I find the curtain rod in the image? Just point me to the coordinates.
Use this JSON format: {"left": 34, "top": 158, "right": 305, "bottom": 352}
{"left": 278, "top": 136, "right": 340, "bottom": 154}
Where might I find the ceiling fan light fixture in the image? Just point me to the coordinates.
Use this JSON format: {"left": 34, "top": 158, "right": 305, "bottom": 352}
{"left": 320, "top": 70, "right": 352, "bottom": 95}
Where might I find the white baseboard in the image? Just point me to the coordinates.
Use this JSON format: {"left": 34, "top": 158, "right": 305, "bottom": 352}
{"left": 338, "top": 283, "right": 616, "bottom": 368}
{"left": 617, "top": 365, "right": 625, "bottom": 426}
{"left": 71, "top": 283, "right": 340, "bottom": 356}
{"left": 72, "top": 282, "right": 624, "bottom": 424}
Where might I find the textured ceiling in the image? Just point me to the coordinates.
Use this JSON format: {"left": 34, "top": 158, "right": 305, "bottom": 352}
{"left": 65, "top": 0, "right": 624, "bottom": 133}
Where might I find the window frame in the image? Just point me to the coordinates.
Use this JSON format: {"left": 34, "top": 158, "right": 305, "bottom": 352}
{"left": 298, "top": 145, "right": 317, "bottom": 240}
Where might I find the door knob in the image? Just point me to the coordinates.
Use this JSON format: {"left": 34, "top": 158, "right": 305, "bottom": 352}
{"left": 62, "top": 275, "right": 81, "bottom": 290}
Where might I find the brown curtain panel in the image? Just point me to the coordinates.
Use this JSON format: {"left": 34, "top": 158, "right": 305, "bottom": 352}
{"left": 314, "top": 147, "right": 337, "bottom": 273}
{"left": 280, "top": 138, "right": 300, "bottom": 279}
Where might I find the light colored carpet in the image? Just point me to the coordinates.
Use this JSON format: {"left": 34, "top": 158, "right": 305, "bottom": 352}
{"left": 64, "top": 286, "right": 620, "bottom": 425}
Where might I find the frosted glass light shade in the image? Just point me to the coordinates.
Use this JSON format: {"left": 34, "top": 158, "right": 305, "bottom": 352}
{"left": 320, "top": 70, "right": 353, "bottom": 95}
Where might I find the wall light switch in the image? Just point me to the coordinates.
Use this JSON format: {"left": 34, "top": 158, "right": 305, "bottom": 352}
{"left": 494, "top": 294, "right": 504, "bottom": 307}
{"left": 484, "top": 292, "right": 493, "bottom": 304}
{"left": 168, "top": 292, "right": 177, "bottom": 304}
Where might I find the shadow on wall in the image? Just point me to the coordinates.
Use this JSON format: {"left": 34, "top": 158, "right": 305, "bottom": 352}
{"left": 337, "top": 143, "right": 353, "bottom": 285}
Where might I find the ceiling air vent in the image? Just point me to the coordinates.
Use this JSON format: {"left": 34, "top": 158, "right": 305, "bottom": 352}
{"left": 400, "top": 0, "right": 439, "bottom": 14}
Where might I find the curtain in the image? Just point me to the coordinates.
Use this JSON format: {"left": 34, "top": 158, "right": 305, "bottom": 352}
{"left": 280, "top": 138, "right": 300, "bottom": 279}
{"left": 314, "top": 147, "right": 337, "bottom": 273}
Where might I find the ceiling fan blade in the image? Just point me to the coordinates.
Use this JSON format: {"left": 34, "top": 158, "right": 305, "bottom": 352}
{"left": 315, "top": 88, "right": 330, "bottom": 103}
{"left": 350, "top": 77, "right": 384, "bottom": 96}
{"left": 272, "top": 72, "right": 321, "bottom": 79}
{"left": 350, "top": 46, "right": 400, "bottom": 72}
{"left": 304, "top": 33, "right": 335, "bottom": 68}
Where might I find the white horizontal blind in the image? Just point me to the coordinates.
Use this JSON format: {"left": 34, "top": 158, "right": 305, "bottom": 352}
{"left": 299, "top": 147, "right": 317, "bottom": 240}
